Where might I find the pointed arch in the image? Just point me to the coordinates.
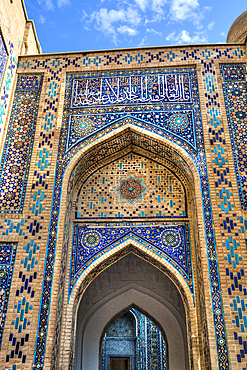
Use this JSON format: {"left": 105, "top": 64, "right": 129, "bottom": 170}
{"left": 48, "top": 124, "right": 215, "bottom": 370}
{"left": 99, "top": 304, "right": 169, "bottom": 370}
{"left": 73, "top": 252, "right": 189, "bottom": 370}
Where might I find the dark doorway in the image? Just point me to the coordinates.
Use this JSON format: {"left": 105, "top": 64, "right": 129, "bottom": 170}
{"left": 110, "top": 357, "right": 130, "bottom": 370}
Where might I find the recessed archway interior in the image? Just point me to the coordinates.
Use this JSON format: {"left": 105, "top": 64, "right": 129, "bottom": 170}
{"left": 100, "top": 307, "right": 167, "bottom": 370}
{"left": 58, "top": 129, "right": 211, "bottom": 370}
{"left": 75, "top": 253, "right": 188, "bottom": 370}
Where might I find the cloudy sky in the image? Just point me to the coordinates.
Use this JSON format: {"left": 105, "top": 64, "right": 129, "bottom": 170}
{"left": 25, "top": 0, "right": 246, "bottom": 53}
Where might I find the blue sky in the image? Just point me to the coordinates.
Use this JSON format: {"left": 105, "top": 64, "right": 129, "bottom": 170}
{"left": 25, "top": 0, "right": 247, "bottom": 53}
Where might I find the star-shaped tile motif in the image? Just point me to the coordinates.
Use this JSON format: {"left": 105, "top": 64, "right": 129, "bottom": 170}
{"left": 114, "top": 176, "right": 147, "bottom": 204}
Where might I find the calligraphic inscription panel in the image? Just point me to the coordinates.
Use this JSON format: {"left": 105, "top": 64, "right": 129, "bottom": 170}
{"left": 64, "top": 68, "right": 199, "bottom": 154}
{"left": 71, "top": 72, "right": 191, "bottom": 107}
{"left": 70, "top": 223, "right": 192, "bottom": 297}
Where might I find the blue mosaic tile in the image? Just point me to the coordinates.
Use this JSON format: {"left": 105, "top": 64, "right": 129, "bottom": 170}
{"left": 64, "top": 69, "right": 198, "bottom": 154}
{"left": 0, "top": 244, "right": 17, "bottom": 349}
{"left": 22, "top": 53, "right": 247, "bottom": 369}
{"left": 32, "top": 65, "right": 230, "bottom": 370}
{"left": 69, "top": 223, "right": 192, "bottom": 297}
{"left": 0, "top": 41, "right": 16, "bottom": 128}
{"left": 0, "top": 74, "right": 43, "bottom": 213}
{"left": 0, "top": 32, "right": 7, "bottom": 89}
{"left": 101, "top": 309, "right": 166, "bottom": 370}
{"left": 220, "top": 64, "right": 247, "bottom": 209}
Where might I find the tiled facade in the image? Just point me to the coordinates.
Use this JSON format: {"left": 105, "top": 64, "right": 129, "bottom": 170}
{"left": 0, "top": 2, "right": 247, "bottom": 370}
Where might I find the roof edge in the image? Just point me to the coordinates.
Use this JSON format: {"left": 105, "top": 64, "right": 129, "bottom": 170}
{"left": 21, "top": 0, "right": 42, "bottom": 54}
{"left": 18, "top": 42, "right": 245, "bottom": 59}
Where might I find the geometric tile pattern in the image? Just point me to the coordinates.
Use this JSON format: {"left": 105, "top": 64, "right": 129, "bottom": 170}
{"left": 114, "top": 175, "right": 147, "bottom": 204}
{"left": 12, "top": 47, "right": 246, "bottom": 370}
{"left": 0, "top": 32, "right": 7, "bottom": 89}
{"left": 32, "top": 65, "right": 230, "bottom": 370}
{"left": 0, "top": 40, "right": 16, "bottom": 142}
{"left": 132, "top": 308, "right": 167, "bottom": 370}
{"left": 64, "top": 69, "right": 197, "bottom": 154}
{"left": 0, "top": 243, "right": 17, "bottom": 350}
{"left": 205, "top": 61, "right": 247, "bottom": 368}
{"left": 75, "top": 154, "right": 186, "bottom": 219}
{"left": 220, "top": 64, "right": 247, "bottom": 208}
{"left": 70, "top": 222, "right": 192, "bottom": 297}
{"left": 0, "top": 74, "right": 43, "bottom": 213}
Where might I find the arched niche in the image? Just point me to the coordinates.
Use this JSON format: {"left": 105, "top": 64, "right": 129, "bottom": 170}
{"left": 51, "top": 126, "right": 213, "bottom": 370}
{"left": 100, "top": 306, "right": 168, "bottom": 370}
{"left": 75, "top": 254, "right": 188, "bottom": 370}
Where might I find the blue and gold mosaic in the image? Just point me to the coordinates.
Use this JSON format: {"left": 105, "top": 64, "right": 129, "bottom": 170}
{"left": 75, "top": 153, "right": 187, "bottom": 219}
{"left": 101, "top": 308, "right": 167, "bottom": 370}
{"left": 114, "top": 176, "right": 148, "bottom": 204}
{"left": 32, "top": 64, "right": 230, "bottom": 370}
{"left": 69, "top": 223, "right": 192, "bottom": 296}
{"left": 0, "top": 74, "right": 43, "bottom": 213}
{"left": 64, "top": 69, "right": 198, "bottom": 154}
{"left": 0, "top": 45, "right": 243, "bottom": 370}
{"left": 0, "top": 243, "right": 17, "bottom": 349}
{"left": 0, "top": 40, "right": 17, "bottom": 134}
{"left": 0, "top": 32, "right": 7, "bottom": 89}
{"left": 220, "top": 64, "right": 247, "bottom": 209}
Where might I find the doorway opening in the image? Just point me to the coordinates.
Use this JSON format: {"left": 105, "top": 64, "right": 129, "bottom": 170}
{"left": 101, "top": 308, "right": 167, "bottom": 370}
{"left": 110, "top": 357, "right": 130, "bottom": 370}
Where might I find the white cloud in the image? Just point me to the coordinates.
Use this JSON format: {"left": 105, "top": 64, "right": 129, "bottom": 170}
{"left": 90, "top": 7, "right": 141, "bottom": 43}
{"left": 83, "top": 25, "right": 91, "bottom": 31}
{"left": 208, "top": 21, "right": 215, "bottom": 30}
{"left": 91, "top": 8, "right": 125, "bottom": 37}
{"left": 80, "top": 10, "right": 88, "bottom": 22}
{"left": 38, "top": 0, "right": 70, "bottom": 10}
{"left": 170, "top": 0, "right": 199, "bottom": 21}
{"left": 220, "top": 32, "right": 226, "bottom": 37}
{"left": 169, "top": 0, "right": 205, "bottom": 29}
{"left": 39, "top": 0, "right": 53, "bottom": 10}
{"left": 133, "top": 0, "right": 167, "bottom": 13}
{"left": 38, "top": 14, "right": 46, "bottom": 24}
{"left": 118, "top": 25, "right": 138, "bottom": 36}
{"left": 139, "top": 36, "right": 148, "bottom": 47}
{"left": 166, "top": 29, "right": 208, "bottom": 44}
{"left": 151, "top": 0, "right": 167, "bottom": 12}
{"left": 146, "top": 28, "right": 162, "bottom": 36}
{"left": 166, "top": 31, "right": 176, "bottom": 41}
{"left": 125, "top": 7, "right": 142, "bottom": 25}
{"left": 144, "top": 12, "right": 164, "bottom": 25}
{"left": 57, "top": 0, "right": 71, "bottom": 7}
{"left": 133, "top": 0, "right": 148, "bottom": 11}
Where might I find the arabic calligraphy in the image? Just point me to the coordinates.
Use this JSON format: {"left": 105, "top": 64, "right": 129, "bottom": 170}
{"left": 71, "top": 73, "right": 191, "bottom": 107}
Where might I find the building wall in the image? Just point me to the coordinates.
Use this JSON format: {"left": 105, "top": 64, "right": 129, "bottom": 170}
{"left": 0, "top": 3, "right": 246, "bottom": 370}
{"left": 0, "top": 0, "right": 41, "bottom": 160}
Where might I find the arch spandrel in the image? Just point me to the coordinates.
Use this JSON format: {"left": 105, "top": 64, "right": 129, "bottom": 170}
{"left": 61, "top": 67, "right": 200, "bottom": 161}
